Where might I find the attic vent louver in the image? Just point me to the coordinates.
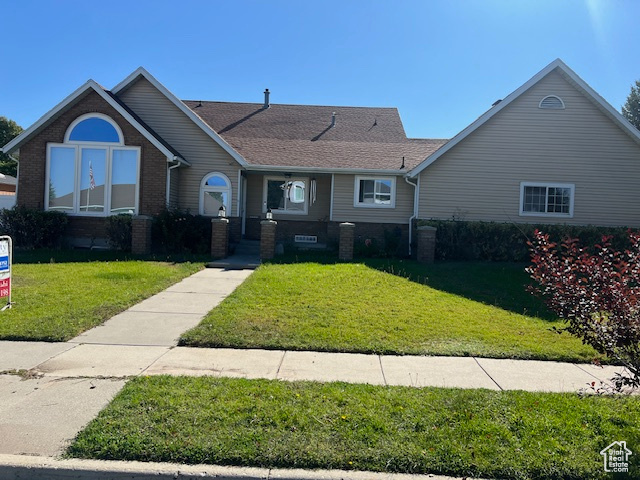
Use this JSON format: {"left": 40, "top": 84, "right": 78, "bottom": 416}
{"left": 539, "top": 95, "right": 565, "bottom": 109}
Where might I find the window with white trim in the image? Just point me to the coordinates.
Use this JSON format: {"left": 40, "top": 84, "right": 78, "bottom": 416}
{"left": 520, "top": 182, "right": 574, "bottom": 217}
{"left": 263, "top": 176, "right": 308, "bottom": 214}
{"left": 46, "top": 114, "right": 140, "bottom": 215}
{"left": 199, "top": 172, "right": 231, "bottom": 215}
{"left": 354, "top": 176, "right": 395, "bottom": 208}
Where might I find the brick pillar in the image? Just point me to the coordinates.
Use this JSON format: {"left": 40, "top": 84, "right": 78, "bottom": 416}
{"left": 260, "top": 220, "right": 277, "bottom": 260}
{"left": 339, "top": 222, "right": 355, "bottom": 261}
{"left": 417, "top": 225, "right": 437, "bottom": 263}
{"left": 131, "top": 215, "right": 153, "bottom": 255}
{"left": 211, "top": 218, "right": 229, "bottom": 258}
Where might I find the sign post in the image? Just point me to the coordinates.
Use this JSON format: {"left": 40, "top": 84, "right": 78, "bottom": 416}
{"left": 0, "top": 236, "right": 12, "bottom": 310}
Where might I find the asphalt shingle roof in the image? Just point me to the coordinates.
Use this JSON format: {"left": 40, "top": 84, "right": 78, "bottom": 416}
{"left": 182, "top": 100, "right": 447, "bottom": 170}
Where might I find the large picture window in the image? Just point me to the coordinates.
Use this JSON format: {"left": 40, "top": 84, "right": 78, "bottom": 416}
{"left": 263, "top": 176, "right": 308, "bottom": 214}
{"left": 46, "top": 114, "right": 140, "bottom": 215}
{"left": 354, "top": 176, "right": 396, "bottom": 208}
{"left": 519, "top": 182, "right": 574, "bottom": 217}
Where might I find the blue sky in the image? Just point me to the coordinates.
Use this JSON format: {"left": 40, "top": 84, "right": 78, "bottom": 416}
{"left": 2, "top": 0, "right": 639, "bottom": 139}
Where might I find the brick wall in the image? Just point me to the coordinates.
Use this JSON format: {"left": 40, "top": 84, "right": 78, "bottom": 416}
{"left": 244, "top": 218, "right": 409, "bottom": 254}
{"left": 16, "top": 90, "right": 168, "bottom": 241}
{"left": 66, "top": 217, "right": 109, "bottom": 239}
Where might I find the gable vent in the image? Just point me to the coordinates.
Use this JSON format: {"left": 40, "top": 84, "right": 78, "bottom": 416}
{"left": 539, "top": 95, "right": 565, "bottom": 109}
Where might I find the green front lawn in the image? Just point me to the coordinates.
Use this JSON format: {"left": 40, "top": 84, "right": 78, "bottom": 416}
{"left": 0, "top": 260, "right": 202, "bottom": 341}
{"left": 68, "top": 376, "right": 640, "bottom": 480}
{"left": 180, "top": 261, "right": 600, "bottom": 363}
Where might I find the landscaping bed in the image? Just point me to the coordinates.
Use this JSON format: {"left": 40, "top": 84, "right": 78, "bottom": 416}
{"left": 180, "top": 260, "right": 600, "bottom": 363}
{"left": 0, "top": 260, "right": 202, "bottom": 341}
{"left": 68, "top": 375, "right": 640, "bottom": 480}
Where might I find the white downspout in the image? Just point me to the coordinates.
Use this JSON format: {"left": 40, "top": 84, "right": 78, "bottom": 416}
{"left": 166, "top": 160, "right": 181, "bottom": 208}
{"left": 404, "top": 176, "right": 418, "bottom": 256}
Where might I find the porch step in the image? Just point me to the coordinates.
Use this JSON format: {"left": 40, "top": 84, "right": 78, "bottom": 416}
{"left": 233, "top": 240, "right": 260, "bottom": 256}
{"left": 207, "top": 254, "right": 260, "bottom": 270}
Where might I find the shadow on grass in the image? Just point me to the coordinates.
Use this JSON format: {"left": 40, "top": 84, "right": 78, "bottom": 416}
{"left": 14, "top": 248, "right": 212, "bottom": 265}
{"left": 267, "top": 251, "right": 556, "bottom": 321}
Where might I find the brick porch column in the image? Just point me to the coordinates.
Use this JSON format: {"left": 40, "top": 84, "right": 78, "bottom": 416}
{"left": 260, "top": 220, "right": 277, "bottom": 260}
{"left": 338, "top": 222, "right": 355, "bottom": 261}
{"left": 417, "top": 225, "right": 437, "bottom": 264}
{"left": 211, "top": 217, "right": 229, "bottom": 258}
{"left": 131, "top": 215, "right": 153, "bottom": 255}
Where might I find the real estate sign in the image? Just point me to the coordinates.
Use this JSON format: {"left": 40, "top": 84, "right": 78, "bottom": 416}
{"left": 0, "top": 236, "right": 13, "bottom": 309}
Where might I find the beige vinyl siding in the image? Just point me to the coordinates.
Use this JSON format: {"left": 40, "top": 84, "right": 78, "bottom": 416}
{"left": 245, "top": 173, "right": 330, "bottom": 220}
{"left": 332, "top": 174, "right": 414, "bottom": 224}
{"left": 168, "top": 166, "right": 180, "bottom": 209}
{"left": 117, "top": 78, "right": 241, "bottom": 214}
{"left": 418, "top": 70, "right": 640, "bottom": 227}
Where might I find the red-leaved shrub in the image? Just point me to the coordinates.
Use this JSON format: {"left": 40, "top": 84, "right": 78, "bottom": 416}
{"left": 527, "top": 230, "right": 640, "bottom": 391}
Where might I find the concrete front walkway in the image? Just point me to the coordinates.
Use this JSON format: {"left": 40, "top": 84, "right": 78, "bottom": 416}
{"left": 0, "top": 263, "right": 627, "bottom": 478}
{"left": 0, "top": 267, "right": 253, "bottom": 458}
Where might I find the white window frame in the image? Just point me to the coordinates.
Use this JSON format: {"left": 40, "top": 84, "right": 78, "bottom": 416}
{"left": 262, "top": 176, "right": 309, "bottom": 215}
{"left": 45, "top": 114, "right": 140, "bottom": 216}
{"left": 199, "top": 172, "right": 232, "bottom": 216}
{"left": 64, "top": 112, "right": 125, "bottom": 145}
{"left": 354, "top": 176, "right": 396, "bottom": 208}
{"left": 519, "top": 182, "right": 574, "bottom": 218}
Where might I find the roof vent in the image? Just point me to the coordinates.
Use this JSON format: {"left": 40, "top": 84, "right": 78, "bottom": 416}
{"left": 539, "top": 95, "right": 564, "bottom": 109}
{"left": 331, "top": 112, "right": 336, "bottom": 128}
{"left": 263, "top": 89, "right": 270, "bottom": 109}
{"left": 492, "top": 99, "right": 502, "bottom": 107}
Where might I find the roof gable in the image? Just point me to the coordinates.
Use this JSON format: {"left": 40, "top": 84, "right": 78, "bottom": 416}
{"left": 408, "top": 58, "right": 640, "bottom": 177}
{"left": 1, "top": 80, "right": 186, "bottom": 164}
{"left": 112, "top": 67, "right": 248, "bottom": 167}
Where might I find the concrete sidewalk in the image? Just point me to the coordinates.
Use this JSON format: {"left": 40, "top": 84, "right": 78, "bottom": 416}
{"left": 2, "top": 342, "right": 622, "bottom": 393}
{"left": 0, "top": 263, "right": 626, "bottom": 479}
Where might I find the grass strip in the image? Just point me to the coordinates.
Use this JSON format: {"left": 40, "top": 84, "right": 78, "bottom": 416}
{"left": 181, "top": 261, "right": 599, "bottom": 363}
{"left": 68, "top": 376, "right": 639, "bottom": 480}
{"left": 0, "top": 261, "right": 202, "bottom": 341}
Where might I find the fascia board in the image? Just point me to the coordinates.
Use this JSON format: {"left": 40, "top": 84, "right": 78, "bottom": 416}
{"left": 112, "top": 67, "right": 249, "bottom": 167}
{"left": 89, "top": 83, "right": 188, "bottom": 164}
{"left": 2, "top": 79, "right": 189, "bottom": 166}
{"left": 2, "top": 80, "right": 96, "bottom": 153}
{"left": 408, "top": 58, "right": 571, "bottom": 177}
{"left": 245, "top": 164, "right": 407, "bottom": 175}
{"left": 555, "top": 59, "right": 640, "bottom": 145}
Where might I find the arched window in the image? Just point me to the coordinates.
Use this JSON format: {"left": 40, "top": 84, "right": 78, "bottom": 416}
{"left": 66, "top": 114, "right": 123, "bottom": 143}
{"left": 46, "top": 114, "right": 139, "bottom": 215}
{"left": 200, "top": 172, "right": 231, "bottom": 216}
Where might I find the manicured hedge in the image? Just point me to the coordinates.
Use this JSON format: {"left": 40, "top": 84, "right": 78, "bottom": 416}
{"left": 0, "top": 206, "right": 68, "bottom": 249}
{"left": 418, "top": 219, "right": 632, "bottom": 261}
{"left": 152, "top": 209, "right": 211, "bottom": 254}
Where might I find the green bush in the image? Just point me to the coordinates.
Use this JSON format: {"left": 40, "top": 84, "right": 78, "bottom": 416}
{"left": 353, "top": 228, "right": 404, "bottom": 258}
{"left": 106, "top": 214, "right": 132, "bottom": 251}
{"left": 419, "top": 220, "right": 632, "bottom": 261}
{"left": 0, "top": 206, "right": 68, "bottom": 249}
{"left": 152, "top": 209, "right": 211, "bottom": 254}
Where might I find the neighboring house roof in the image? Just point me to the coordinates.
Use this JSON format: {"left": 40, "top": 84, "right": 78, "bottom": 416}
{"left": 0, "top": 174, "right": 17, "bottom": 186}
{"left": 183, "top": 100, "right": 446, "bottom": 171}
{"left": 408, "top": 58, "right": 640, "bottom": 177}
{"left": 0, "top": 80, "right": 188, "bottom": 165}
